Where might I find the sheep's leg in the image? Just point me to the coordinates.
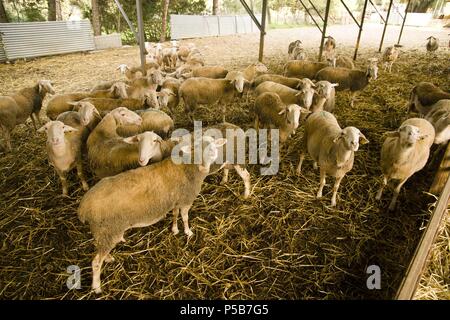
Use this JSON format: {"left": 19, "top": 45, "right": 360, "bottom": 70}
{"left": 76, "top": 162, "right": 89, "bottom": 191}
{"left": 57, "top": 169, "right": 69, "bottom": 196}
{"left": 389, "top": 178, "right": 408, "bottom": 211}
{"left": 1, "top": 126, "right": 12, "bottom": 152}
{"left": 254, "top": 116, "right": 259, "bottom": 130}
{"left": 330, "top": 175, "right": 344, "bottom": 207}
{"left": 375, "top": 175, "right": 388, "bottom": 201}
{"left": 180, "top": 205, "right": 193, "bottom": 238}
{"left": 234, "top": 165, "right": 251, "bottom": 199}
{"left": 313, "top": 162, "right": 318, "bottom": 170}
{"left": 220, "top": 168, "right": 229, "bottom": 185}
{"left": 33, "top": 112, "right": 42, "bottom": 128}
{"left": 222, "top": 103, "right": 227, "bottom": 123}
{"left": 172, "top": 208, "right": 180, "bottom": 235}
{"left": 317, "top": 168, "right": 326, "bottom": 198}
{"left": 91, "top": 240, "right": 118, "bottom": 294}
{"left": 350, "top": 92, "right": 357, "bottom": 107}
{"left": 296, "top": 153, "right": 305, "bottom": 175}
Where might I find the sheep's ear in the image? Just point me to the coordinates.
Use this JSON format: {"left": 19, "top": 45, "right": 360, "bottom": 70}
{"left": 278, "top": 109, "right": 286, "bottom": 115}
{"left": 213, "top": 138, "right": 227, "bottom": 148}
{"left": 301, "top": 107, "right": 312, "bottom": 114}
{"left": 359, "top": 132, "right": 369, "bottom": 144}
{"left": 385, "top": 131, "right": 400, "bottom": 138}
{"left": 123, "top": 135, "right": 140, "bottom": 144}
{"left": 333, "top": 132, "right": 343, "bottom": 143}
{"left": 427, "top": 36, "right": 431, "bottom": 40}
{"left": 63, "top": 125, "right": 78, "bottom": 132}
{"left": 37, "top": 123, "right": 51, "bottom": 133}
{"left": 331, "top": 83, "right": 339, "bottom": 87}
{"left": 67, "top": 101, "right": 79, "bottom": 106}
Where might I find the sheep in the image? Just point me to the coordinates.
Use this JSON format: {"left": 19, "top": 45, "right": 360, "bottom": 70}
{"left": 254, "top": 80, "right": 315, "bottom": 110}
{"left": 426, "top": 36, "right": 439, "bottom": 52}
{"left": 38, "top": 113, "right": 90, "bottom": 195}
{"left": 157, "top": 78, "right": 180, "bottom": 116}
{"left": 90, "top": 80, "right": 130, "bottom": 92}
{"left": 162, "top": 46, "right": 178, "bottom": 69}
{"left": 407, "top": 82, "right": 450, "bottom": 115}
{"left": 381, "top": 44, "right": 402, "bottom": 73}
{"left": 78, "top": 136, "right": 227, "bottom": 293}
{"left": 203, "top": 122, "right": 251, "bottom": 198}
{"left": 87, "top": 107, "right": 146, "bottom": 178}
{"left": 376, "top": 118, "right": 435, "bottom": 210}
{"left": 297, "top": 111, "right": 369, "bottom": 207}
{"left": 0, "top": 80, "right": 55, "bottom": 152}
{"left": 69, "top": 101, "right": 102, "bottom": 133}
{"left": 116, "top": 109, "right": 174, "bottom": 139}
{"left": 324, "top": 36, "right": 336, "bottom": 51}
{"left": 334, "top": 56, "right": 355, "bottom": 69}
{"left": 117, "top": 62, "right": 161, "bottom": 81}
{"left": 126, "top": 71, "right": 164, "bottom": 103}
{"left": 322, "top": 49, "right": 337, "bottom": 67}
{"left": 283, "top": 60, "right": 329, "bottom": 79}
{"left": 292, "top": 46, "right": 307, "bottom": 61}
{"left": 288, "top": 40, "right": 302, "bottom": 56}
{"left": 190, "top": 66, "right": 229, "bottom": 79}
{"left": 254, "top": 92, "right": 311, "bottom": 143}
{"left": 253, "top": 74, "right": 303, "bottom": 89}
{"left": 179, "top": 75, "right": 245, "bottom": 122}
{"left": 46, "top": 82, "right": 128, "bottom": 120}
{"left": 310, "top": 81, "right": 338, "bottom": 113}
{"left": 315, "top": 60, "right": 378, "bottom": 107}
{"left": 177, "top": 43, "right": 196, "bottom": 62}
{"left": 424, "top": 99, "right": 450, "bottom": 147}
{"left": 226, "top": 62, "right": 268, "bottom": 83}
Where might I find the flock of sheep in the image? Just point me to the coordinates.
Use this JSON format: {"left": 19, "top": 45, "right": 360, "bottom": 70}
{"left": 0, "top": 35, "right": 448, "bottom": 294}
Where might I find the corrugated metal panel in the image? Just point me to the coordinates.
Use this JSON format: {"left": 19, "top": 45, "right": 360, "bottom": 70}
{"left": 0, "top": 20, "right": 95, "bottom": 61}
{"left": 94, "top": 33, "right": 122, "bottom": 50}
{"left": 171, "top": 15, "right": 258, "bottom": 40}
{"left": 0, "top": 36, "right": 6, "bottom": 62}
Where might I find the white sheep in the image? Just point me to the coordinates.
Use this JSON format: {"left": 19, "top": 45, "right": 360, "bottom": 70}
{"left": 297, "top": 111, "right": 369, "bottom": 207}
{"left": 255, "top": 80, "right": 315, "bottom": 110}
{"left": 376, "top": 118, "right": 435, "bottom": 210}
{"left": 78, "top": 136, "right": 227, "bottom": 293}
{"left": 310, "top": 81, "right": 338, "bottom": 113}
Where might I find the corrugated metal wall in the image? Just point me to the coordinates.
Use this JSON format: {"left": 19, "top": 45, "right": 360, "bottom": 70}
{"left": 171, "top": 15, "right": 258, "bottom": 40}
{"left": 0, "top": 20, "right": 95, "bottom": 62}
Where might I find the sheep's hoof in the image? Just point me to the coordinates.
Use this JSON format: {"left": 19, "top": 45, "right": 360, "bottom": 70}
{"left": 185, "top": 229, "right": 194, "bottom": 238}
{"left": 93, "top": 287, "right": 102, "bottom": 294}
{"left": 375, "top": 192, "right": 382, "bottom": 201}
{"left": 316, "top": 192, "right": 322, "bottom": 199}
{"left": 243, "top": 191, "right": 250, "bottom": 199}
{"left": 388, "top": 203, "right": 396, "bottom": 211}
{"left": 82, "top": 183, "right": 89, "bottom": 191}
{"left": 330, "top": 200, "right": 337, "bottom": 207}
{"left": 172, "top": 227, "right": 180, "bottom": 235}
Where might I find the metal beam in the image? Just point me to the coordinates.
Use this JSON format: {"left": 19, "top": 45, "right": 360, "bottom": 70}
{"left": 136, "top": 0, "right": 146, "bottom": 70}
{"left": 378, "top": 0, "right": 393, "bottom": 52}
{"left": 318, "top": 0, "right": 331, "bottom": 61}
{"left": 298, "top": 0, "right": 323, "bottom": 33}
{"left": 113, "top": 0, "right": 138, "bottom": 42}
{"left": 340, "top": 0, "right": 361, "bottom": 28}
{"left": 239, "top": 0, "right": 264, "bottom": 33}
{"left": 368, "top": 0, "right": 386, "bottom": 23}
{"left": 397, "top": 0, "right": 411, "bottom": 45}
{"left": 258, "top": 0, "right": 267, "bottom": 62}
{"left": 353, "top": 0, "right": 369, "bottom": 60}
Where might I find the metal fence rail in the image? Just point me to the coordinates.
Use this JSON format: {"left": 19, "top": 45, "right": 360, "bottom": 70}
{"left": 0, "top": 20, "right": 95, "bottom": 62}
{"left": 170, "top": 14, "right": 260, "bottom": 40}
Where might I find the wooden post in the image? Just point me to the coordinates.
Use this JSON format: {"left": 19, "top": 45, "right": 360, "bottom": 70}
{"left": 430, "top": 143, "right": 450, "bottom": 195}
{"left": 258, "top": 0, "right": 267, "bottom": 62}
{"left": 318, "top": 0, "right": 331, "bottom": 61}
{"left": 136, "top": 0, "right": 146, "bottom": 70}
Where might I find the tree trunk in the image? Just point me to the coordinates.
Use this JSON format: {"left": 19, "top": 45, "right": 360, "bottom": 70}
{"left": 267, "top": 8, "right": 272, "bottom": 25}
{"left": 0, "top": 0, "right": 9, "bottom": 23}
{"left": 91, "top": 0, "right": 101, "bottom": 36}
{"left": 48, "top": 0, "right": 56, "bottom": 21}
{"left": 56, "top": 0, "right": 62, "bottom": 20}
{"left": 213, "top": 0, "right": 219, "bottom": 15}
{"left": 160, "top": 0, "right": 170, "bottom": 42}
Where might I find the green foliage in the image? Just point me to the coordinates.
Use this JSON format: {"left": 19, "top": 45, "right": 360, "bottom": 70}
{"left": 4, "top": 0, "right": 47, "bottom": 22}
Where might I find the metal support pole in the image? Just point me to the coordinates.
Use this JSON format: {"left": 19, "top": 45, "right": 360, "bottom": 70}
{"left": 397, "top": 0, "right": 410, "bottom": 45}
{"left": 240, "top": 0, "right": 264, "bottom": 32}
{"left": 340, "top": 0, "right": 361, "bottom": 27}
{"left": 136, "top": 0, "right": 146, "bottom": 70}
{"left": 298, "top": 0, "right": 323, "bottom": 32}
{"left": 308, "top": 0, "right": 324, "bottom": 22}
{"left": 378, "top": 0, "right": 393, "bottom": 52}
{"left": 113, "top": 0, "right": 138, "bottom": 42}
{"left": 258, "top": 0, "right": 267, "bottom": 62}
{"left": 353, "top": 0, "right": 368, "bottom": 61}
{"left": 318, "top": 0, "right": 331, "bottom": 61}
{"left": 368, "top": 0, "right": 386, "bottom": 23}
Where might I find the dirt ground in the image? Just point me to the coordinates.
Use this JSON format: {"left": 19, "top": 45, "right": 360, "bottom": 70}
{"left": 0, "top": 25, "right": 449, "bottom": 300}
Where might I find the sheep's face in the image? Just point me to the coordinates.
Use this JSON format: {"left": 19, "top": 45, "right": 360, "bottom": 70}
{"left": 315, "top": 81, "right": 338, "bottom": 99}
{"left": 157, "top": 91, "right": 169, "bottom": 108}
{"left": 78, "top": 102, "right": 99, "bottom": 126}
{"left": 38, "top": 80, "right": 55, "bottom": 95}
{"left": 124, "top": 131, "right": 163, "bottom": 166}
{"left": 197, "top": 137, "right": 227, "bottom": 170}
{"left": 111, "top": 82, "right": 128, "bottom": 99}
{"left": 296, "top": 87, "right": 315, "bottom": 110}
{"left": 434, "top": 115, "right": 450, "bottom": 145}
{"left": 282, "top": 104, "right": 303, "bottom": 130}
{"left": 113, "top": 107, "right": 142, "bottom": 126}
{"left": 117, "top": 64, "right": 129, "bottom": 74}
{"left": 144, "top": 91, "right": 160, "bottom": 109}
{"left": 231, "top": 75, "right": 247, "bottom": 93}
{"left": 398, "top": 125, "right": 423, "bottom": 146}
{"left": 149, "top": 70, "right": 164, "bottom": 86}
{"left": 336, "top": 127, "right": 369, "bottom": 151}
{"left": 38, "top": 121, "right": 77, "bottom": 146}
